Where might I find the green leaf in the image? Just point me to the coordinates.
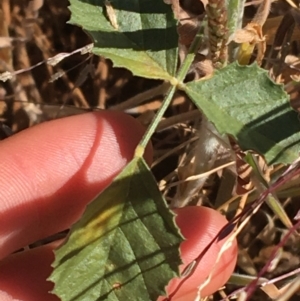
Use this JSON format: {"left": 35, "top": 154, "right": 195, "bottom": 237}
{"left": 69, "top": 0, "right": 178, "bottom": 81}
{"left": 49, "top": 157, "right": 183, "bottom": 301}
{"left": 185, "top": 62, "right": 300, "bottom": 165}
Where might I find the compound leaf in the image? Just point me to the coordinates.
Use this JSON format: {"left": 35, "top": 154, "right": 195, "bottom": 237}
{"left": 185, "top": 62, "right": 300, "bottom": 165}
{"left": 49, "top": 157, "right": 183, "bottom": 301}
{"left": 69, "top": 0, "right": 178, "bottom": 81}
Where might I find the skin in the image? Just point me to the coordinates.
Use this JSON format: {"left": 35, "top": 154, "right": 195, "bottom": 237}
{"left": 0, "top": 111, "right": 237, "bottom": 301}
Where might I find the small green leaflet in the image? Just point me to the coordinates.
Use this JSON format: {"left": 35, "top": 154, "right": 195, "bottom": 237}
{"left": 68, "top": 0, "right": 178, "bottom": 81}
{"left": 185, "top": 62, "right": 300, "bottom": 165}
{"left": 49, "top": 157, "right": 183, "bottom": 301}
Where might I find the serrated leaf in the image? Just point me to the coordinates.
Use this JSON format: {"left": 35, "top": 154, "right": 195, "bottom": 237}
{"left": 49, "top": 157, "right": 183, "bottom": 301}
{"left": 69, "top": 0, "right": 178, "bottom": 81}
{"left": 185, "top": 62, "right": 300, "bottom": 165}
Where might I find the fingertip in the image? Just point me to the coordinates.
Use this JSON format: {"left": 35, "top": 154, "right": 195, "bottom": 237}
{"left": 163, "top": 206, "right": 237, "bottom": 300}
{"left": 98, "top": 111, "right": 153, "bottom": 165}
{"left": 0, "top": 111, "right": 152, "bottom": 258}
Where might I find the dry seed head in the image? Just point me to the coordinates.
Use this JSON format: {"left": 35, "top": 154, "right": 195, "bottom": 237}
{"left": 206, "top": 0, "right": 228, "bottom": 67}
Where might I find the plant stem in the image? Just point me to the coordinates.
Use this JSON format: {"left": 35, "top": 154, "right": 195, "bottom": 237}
{"left": 227, "top": 0, "right": 245, "bottom": 36}
{"left": 176, "top": 19, "right": 206, "bottom": 82}
{"left": 135, "top": 20, "right": 206, "bottom": 157}
{"left": 227, "top": 0, "right": 246, "bottom": 62}
{"left": 135, "top": 84, "right": 177, "bottom": 154}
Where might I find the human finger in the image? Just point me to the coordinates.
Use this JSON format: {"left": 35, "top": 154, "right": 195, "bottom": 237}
{"left": 0, "top": 111, "right": 152, "bottom": 259}
{"left": 163, "top": 206, "right": 237, "bottom": 300}
{"left": 0, "top": 207, "right": 237, "bottom": 301}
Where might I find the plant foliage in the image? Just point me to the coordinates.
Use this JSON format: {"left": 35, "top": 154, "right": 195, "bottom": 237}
{"left": 50, "top": 0, "right": 300, "bottom": 300}
{"left": 184, "top": 63, "right": 300, "bottom": 165}
{"left": 69, "top": 0, "right": 178, "bottom": 80}
{"left": 50, "top": 157, "right": 183, "bottom": 301}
